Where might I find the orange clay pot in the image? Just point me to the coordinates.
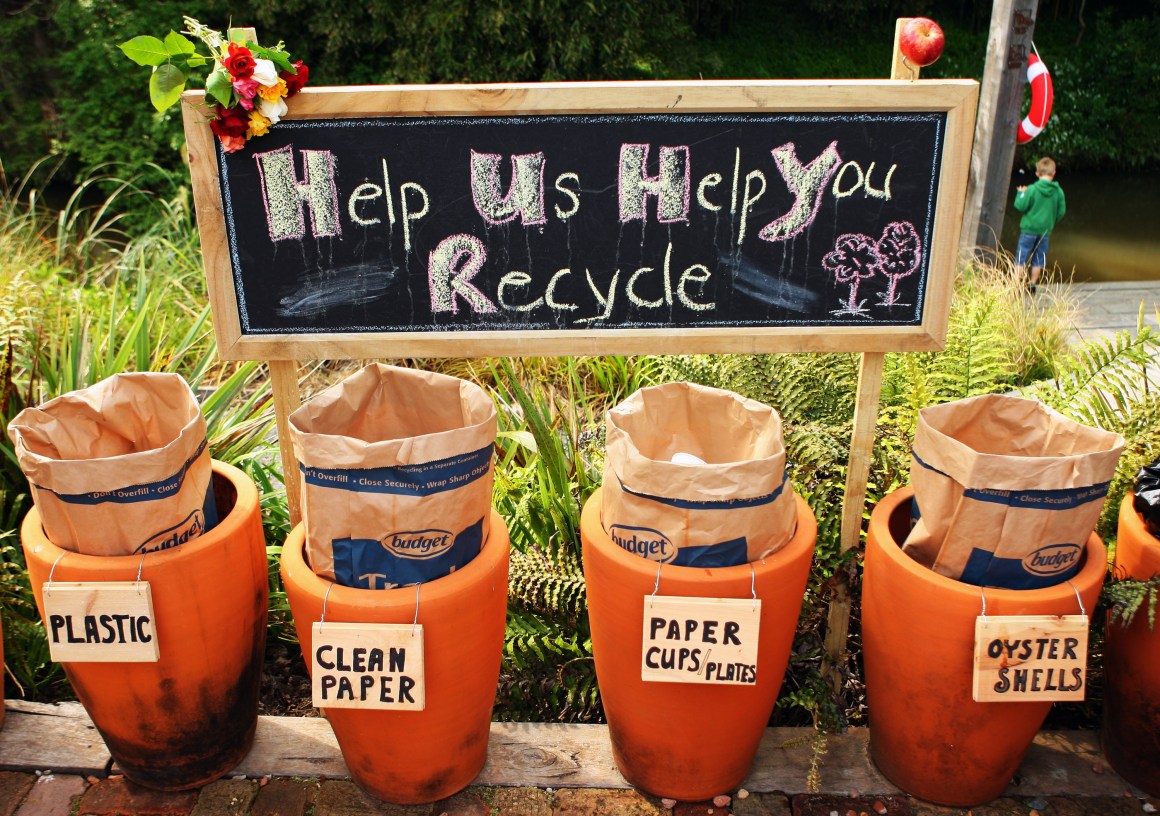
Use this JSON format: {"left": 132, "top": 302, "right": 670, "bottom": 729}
{"left": 280, "top": 510, "right": 509, "bottom": 805}
{"left": 1102, "top": 497, "right": 1160, "bottom": 795}
{"left": 863, "top": 486, "right": 1106, "bottom": 807}
{"left": 580, "top": 487, "right": 816, "bottom": 801}
{"left": 21, "top": 460, "right": 266, "bottom": 790}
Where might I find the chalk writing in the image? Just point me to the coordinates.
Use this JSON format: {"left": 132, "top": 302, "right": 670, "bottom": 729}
{"left": 254, "top": 146, "right": 341, "bottom": 241}
{"left": 215, "top": 111, "right": 947, "bottom": 335}
{"left": 758, "top": 141, "right": 842, "bottom": 242}
{"left": 470, "top": 151, "right": 547, "bottom": 225}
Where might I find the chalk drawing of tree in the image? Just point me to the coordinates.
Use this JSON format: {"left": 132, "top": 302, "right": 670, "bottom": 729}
{"left": 823, "top": 233, "right": 883, "bottom": 317}
{"left": 875, "top": 221, "right": 922, "bottom": 307}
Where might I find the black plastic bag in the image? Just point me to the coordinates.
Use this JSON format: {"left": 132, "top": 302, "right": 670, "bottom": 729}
{"left": 1134, "top": 459, "right": 1160, "bottom": 536}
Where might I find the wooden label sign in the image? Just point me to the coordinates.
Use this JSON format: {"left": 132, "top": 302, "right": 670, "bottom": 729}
{"left": 642, "top": 595, "right": 760, "bottom": 685}
{"left": 43, "top": 582, "right": 159, "bottom": 663}
{"left": 972, "top": 615, "right": 1089, "bottom": 702}
{"left": 182, "top": 80, "right": 978, "bottom": 359}
{"left": 311, "top": 622, "right": 425, "bottom": 710}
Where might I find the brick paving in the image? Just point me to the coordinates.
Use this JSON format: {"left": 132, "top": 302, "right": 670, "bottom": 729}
{"left": 0, "top": 772, "right": 1150, "bottom": 816}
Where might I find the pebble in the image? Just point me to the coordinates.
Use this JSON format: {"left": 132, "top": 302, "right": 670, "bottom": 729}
{"left": 1144, "top": 804, "right": 1157, "bottom": 814}
{"left": 259, "top": 776, "right": 270, "bottom": 787}
{"left": 1029, "top": 798, "right": 1048, "bottom": 810}
{"left": 736, "top": 789, "right": 750, "bottom": 800}
{"left": 846, "top": 810, "right": 858, "bottom": 816}
{"left": 1031, "top": 810, "right": 1042, "bottom": 816}
{"left": 873, "top": 801, "right": 888, "bottom": 814}
{"left": 1093, "top": 763, "right": 1106, "bottom": 774}
{"left": 849, "top": 789, "right": 861, "bottom": 798}
{"left": 713, "top": 795, "right": 731, "bottom": 807}
{"left": 829, "top": 811, "right": 839, "bottom": 816}
{"left": 662, "top": 798, "right": 677, "bottom": 810}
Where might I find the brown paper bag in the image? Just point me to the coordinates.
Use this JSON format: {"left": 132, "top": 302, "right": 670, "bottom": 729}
{"left": 601, "top": 382, "right": 796, "bottom": 567}
{"left": 289, "top": 363, "right": 497, "bottom": 589}
{"left": 7, "top": 372, "right": 217, "bottom": 556}
{"left": 903, "top": 393, "right": 1125, "bottom": 589}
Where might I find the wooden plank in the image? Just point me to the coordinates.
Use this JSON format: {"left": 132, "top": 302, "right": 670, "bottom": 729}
{"left": 183, "top": 97, "right": 245, "bottom": 360}
{"left": 476, "top": 723, "right": 627, "bottom": 788}
{"left": 891, "top": 18, "right": 921, "bottom": 82}
{"left": 231, "top": 715, "right": 347, "bottom": 779}
{"left": 0, "top": 702, "right": 110, "bottom": 776}
{"left": 960, "top": 0, "right": 1039, "bottom": 252}
{"left": 268, "top": 360, "right": 302, "bottom": 527}
{"left": 822, "top": 350, "right": 886, "bottom": 668}
{"left": 277, "top": 79, "right": 979, "bottom": 118}
{"left": 0, "top": 704, "right": 1143, "bottom": 795}
{"left": 42, "top": 582, "right": 159, "bottom": 663}
{"left": 972, "top": 615, "right": 1088, "bottom": 702}
{"left": 219, "top": 327, "right": 952, "bottom": 363}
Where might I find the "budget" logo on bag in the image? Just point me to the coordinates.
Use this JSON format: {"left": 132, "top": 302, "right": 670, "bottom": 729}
{"left": 1022, "top": 542, "right": 1083, "bottom": 576}
{"left": 610, "top": 525, "right": 676, "bottom": 563}
{"left": 135, "top": 510, "right": 206, "bottom": 554}
{"left": 381, "top": 529, "right": 454, "bottom": 560}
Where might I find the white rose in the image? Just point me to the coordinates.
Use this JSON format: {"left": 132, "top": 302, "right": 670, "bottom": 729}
{"left": 258, "top": 95, "right": 289, "bottom": 125}
{"left": 252, "top": 58, "right": 279, "bottom": 87}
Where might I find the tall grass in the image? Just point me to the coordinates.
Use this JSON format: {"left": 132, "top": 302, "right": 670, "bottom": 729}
{"left": 0, "top": 163, "right": 282, "bottom": 698}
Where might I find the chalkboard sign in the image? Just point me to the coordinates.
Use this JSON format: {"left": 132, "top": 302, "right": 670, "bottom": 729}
{"left": 184, "top": 81, "right": 978, "bottom": 359}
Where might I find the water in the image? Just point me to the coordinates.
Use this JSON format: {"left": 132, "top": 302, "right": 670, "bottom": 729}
{"left": 1000, "top": 169, "right": 1160, "bottom": 282}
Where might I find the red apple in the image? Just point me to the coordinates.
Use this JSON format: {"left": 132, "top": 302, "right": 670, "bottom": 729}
{"left": 899, "top": 17, "right": 945, "bottom": 68}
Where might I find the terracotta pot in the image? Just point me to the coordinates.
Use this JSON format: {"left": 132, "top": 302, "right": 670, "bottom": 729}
{"left": 580, "top": 487, "right": 816, "bottom": 801}
{"left": 864, "top": 486, "right": 1106, "bottom": 806}
{"left": 1102, "top": 496, "right": 1160, "bottom": 795}
{"left": 21, "top": 460, "right": 267, "bottom": 790}
{"left": 279, "top": 510, "right": 509, "bottom": 805}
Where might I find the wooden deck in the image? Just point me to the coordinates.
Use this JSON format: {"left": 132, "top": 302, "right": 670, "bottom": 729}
{"left": 1064, "top": 280, "right": 1160, "bottom": 345}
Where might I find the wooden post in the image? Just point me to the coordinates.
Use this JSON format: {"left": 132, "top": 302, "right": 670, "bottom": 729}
{"left": 821, "top": 18, "right": 914, "bottom": 677}
{"left": 960, "top": 0, "right": 1039, "bottom": 253}
{"left": 269, "top": 360, "right": 303, "bottom": 527}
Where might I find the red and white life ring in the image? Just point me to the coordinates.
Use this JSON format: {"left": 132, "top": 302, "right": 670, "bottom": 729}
{"left": 1017, "top": 52, "right": 1053, "bottom": 144}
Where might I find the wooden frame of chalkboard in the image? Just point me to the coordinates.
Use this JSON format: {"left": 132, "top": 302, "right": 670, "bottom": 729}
{"left": 182, "top": 79, "right": 978, "bottom": 361}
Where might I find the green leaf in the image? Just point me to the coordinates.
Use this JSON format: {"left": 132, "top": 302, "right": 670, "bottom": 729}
{"left": 251, "top": 43, "right": 294, "bottom": 74}
{"left": 163, "top": 30, "right": 196, "bottom": 57}
{"left": 149, "top": 63, "right": 187, "bottom": 112}
{"left": 119, "top": 35, "right": 169, "bottom": 67}
{"left": 205, "top": 68, "right": 235, "bottom": 108}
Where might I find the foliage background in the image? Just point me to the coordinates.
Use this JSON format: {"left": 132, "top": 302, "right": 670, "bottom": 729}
{"left": 1, "top": 0, "right": 1157, "bottom": 193}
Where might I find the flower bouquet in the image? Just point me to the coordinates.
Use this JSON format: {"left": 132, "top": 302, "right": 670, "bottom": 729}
{"left": 120, "top": 17, "right": 309, "bottom": 153}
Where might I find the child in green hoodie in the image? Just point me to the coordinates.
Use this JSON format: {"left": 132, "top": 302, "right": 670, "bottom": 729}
{"left": 1014, "top": 156, "right": 1066, "bottom": 291}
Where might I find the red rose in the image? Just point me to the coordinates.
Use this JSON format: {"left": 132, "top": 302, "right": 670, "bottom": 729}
{"left": 281, "top": 61, "right": 309, "bottom": 96}
{"left": 222, "top": 42, "right": 256, "bottom": 79}
{"left": 209, "top": 105, "right": 250, "bottom": 145}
